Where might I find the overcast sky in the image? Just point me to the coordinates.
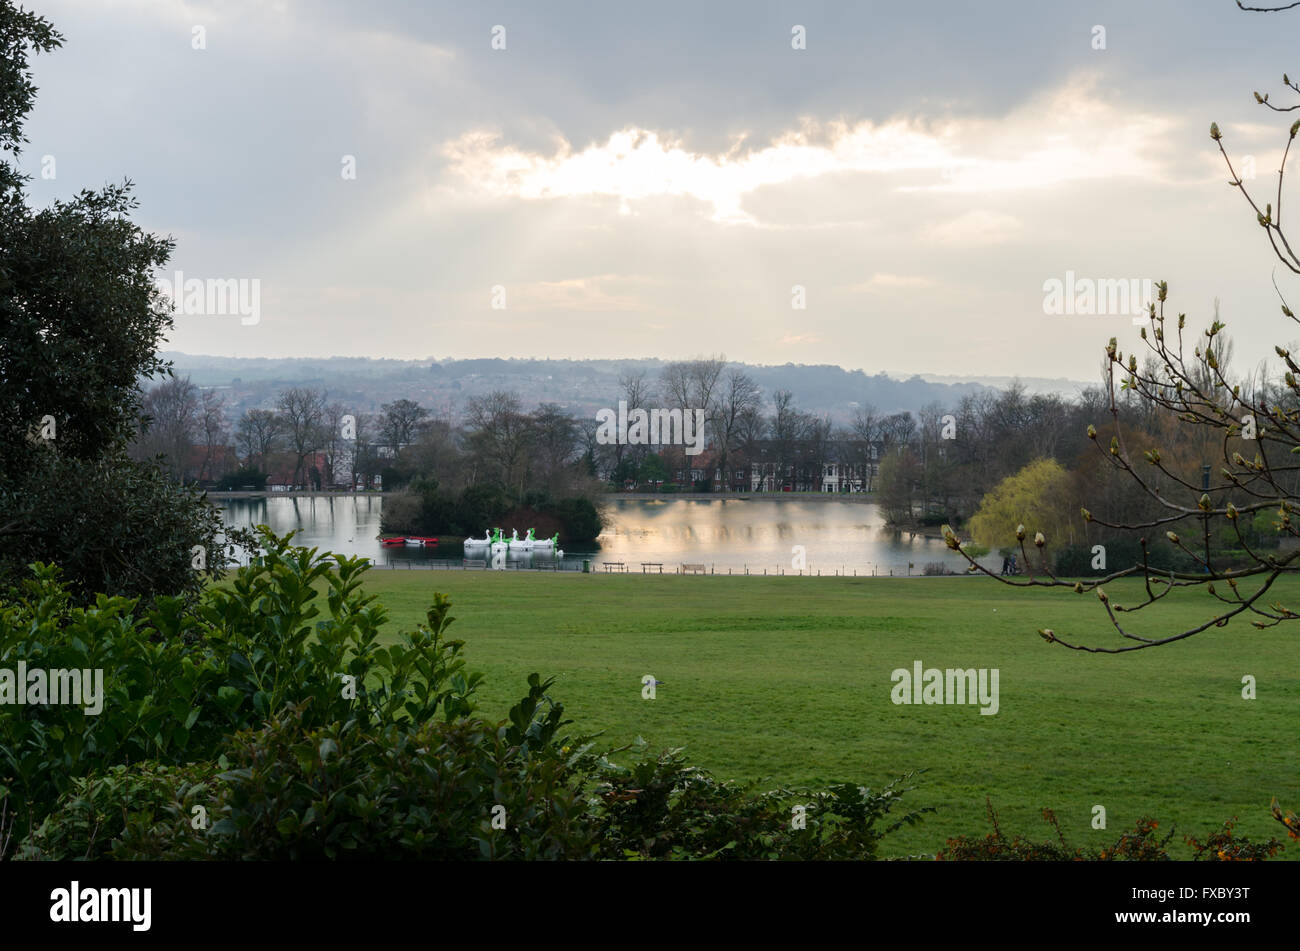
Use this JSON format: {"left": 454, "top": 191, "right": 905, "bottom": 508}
{"left": 19, "top": 0, "right": 1300, "bottom": 381}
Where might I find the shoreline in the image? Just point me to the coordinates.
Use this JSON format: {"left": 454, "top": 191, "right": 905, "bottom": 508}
{"left": 207, "top": 490, "right": 880, "bottom": 504}
{"left": 609, "top": 492, "right": 878, "bottom": 503}
{"left": 206, "top": 490, "right": 397, "bottom": 499}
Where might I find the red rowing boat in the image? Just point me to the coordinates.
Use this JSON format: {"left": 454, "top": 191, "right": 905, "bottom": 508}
{"left": 381, "top": 536, "right": 439, "bottom": 548}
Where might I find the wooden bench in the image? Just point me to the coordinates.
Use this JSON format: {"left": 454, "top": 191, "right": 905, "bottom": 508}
{"left": 640, "top": 562, "right": 664, "bottom": 574}
{"left": 462, "top": 559, "right": 486, "bottom": 569}
{"left": 680, "top": 563, "right": 706, "bottom": 575}
{"left": 603, "top": 562, "right": 628, "bottom": 573}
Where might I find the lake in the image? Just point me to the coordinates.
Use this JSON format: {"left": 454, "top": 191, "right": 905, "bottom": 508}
{"left": 214, "top": 496, "right": 992, "bottom": 575}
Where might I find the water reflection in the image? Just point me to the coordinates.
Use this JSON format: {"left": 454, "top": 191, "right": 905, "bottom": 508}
{"left": 214, "top": 496, "right": 995, "bottom": 574}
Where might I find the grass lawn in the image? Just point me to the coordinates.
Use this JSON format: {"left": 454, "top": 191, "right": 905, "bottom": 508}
{"left": 351, "top": 568, "right": 1298, "bottom": 859}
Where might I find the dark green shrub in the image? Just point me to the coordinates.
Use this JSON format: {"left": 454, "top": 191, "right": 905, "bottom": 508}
{"left": 588, "top": 746, "right": 930, "bottom": 860}
{"left": 384, "top": 480, "right": 604, "bottom": 542}
{"left": 1053, "top": 536, "right": 1259, "bottom": 577}
{"left": 539, "top": 497, "right": 602, "bottom": 542}
{"left": 0, "top": 565, "right": 224, "bottom": 836}
{"left": 15, "top": 762, "right": 218, "bottom": 861}
{"left": 213, "top": 467, "right": 267, "bottom": 491}
{"left": 119, "top": 674, "right": 601, "bottom": 861}
{"left": 918, "top": 513, "right": 957, "bottom": 528}
{"left": 0, "top": 528, "right": 483, "bottom": 840}
{"left": 1052, "top": 537, "right": 1174, "bottom": 577}
{"left": 379, "top": 466, "right": 409, "bottom": 491}
{"left": 197, "top": 533, "right": 481, "bottom": 733}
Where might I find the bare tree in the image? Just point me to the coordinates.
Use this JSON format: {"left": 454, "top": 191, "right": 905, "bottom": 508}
{"left": 133, "top": 376, "right": 200, "bottom": 480}
{"left": 770, "top": 390, "right": 806, "bottom": 489}
{"left": 615, "top": 368, "right": 653, "bottom": 475}
{"left": 350, "top": 412, "right": 384, "bottom": 489}
{"left": 277, "top": 386, "right": 326, "bottom": 489}
{"left": 235, "top": 408, "right": 282, "bottom": 469}
{"left": 197, "top": 389, "right": 227, "bottom": 482}
{"left": 736, "top": 403, "right": 768, "bottom": 451}
{"left": 378, "top": 398, "right": 429, "bottom": 459}
{"left": 714, "top": 368, "right": 762, "bottom": 491}
{"left": 878, "top": 412, "right": 916, "bottom": 456}
{"left": 320, "top": 402, "right": 350, "bottom": 488}
{"left": 660, "top": 356, "right": 725, "bottom": 478}
{"left": 850, "top": 404, "right": 881, "bottom": 490}
{"left": 403, "top": 413, "right": 460, "bottom": 488}
{"left": 804, "top": 414, "right": 834, "bottom": 491}
{"left": 531, "top": 403, "right": 581, "bottom": 494}
{"left": 464, "top": 390, "right": 532, "bottom": 497}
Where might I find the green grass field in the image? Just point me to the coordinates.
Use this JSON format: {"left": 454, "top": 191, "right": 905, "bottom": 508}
{"left": 353, "top": 568, "right": 1298, "bottom": 858}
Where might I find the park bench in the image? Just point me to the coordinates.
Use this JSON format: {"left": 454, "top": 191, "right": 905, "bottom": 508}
{"left": 603, "top": 562, "right": 628, "bottom": 573}
{"left": 680, "top": 563, "right": 706, "bottom": 575}
{"left": 462, "top": 559, "right": 486, "bottom": 569}
{"left": 640, "top": 562, "right": 664, "bottom": 573}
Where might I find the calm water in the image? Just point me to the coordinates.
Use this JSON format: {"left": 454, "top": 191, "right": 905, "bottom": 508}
{"left": 215, "top": 496, "right": 994, "bottom": 574}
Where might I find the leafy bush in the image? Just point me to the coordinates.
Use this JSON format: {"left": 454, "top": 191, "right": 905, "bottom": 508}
{"left": 588, "top": 747, "right": 931, "bottom": 860}
{"left": 938, "top": 800, "right": 1283, "bottom": 861}
{"left": 14, "top": 762, "right": 218, "bottom": 861}
{"left": 1273, "top": 799, "right": 1300, "bottom": 842}
{"left": 213, "top": 467, "right": 267, "bottom": 491}
{"left": 197, "top": 534, "right": 481, "bottom": 733}
{"left": 0, "top": 528, "right": 481, "bottom": 840}
{"left": 1185, "top": 817, "right": 1284, "bottom": 861}
{"left": 1, "top": 452, "right": 231, "bottom": 605}
{"left": 1052, "top": 537, "right": 1256, "bottom": 577}
{"left": 383, "top": 479, "right": 603, "bottom": 541}
{"left": 539, "top": 496, "right": 602, "bottom": 542}
{"left": 0, "top": 565, "right": 226, "bottom": 837}
{"left": 918, "top": 513, "right": 956, "bottom": 528}
{"left": 183, "top": 675, "right": 599, "bottom": 860}
{"left": 374, "top": 466, "right": 403, "bottom": 490}
{"left": 83, "top": 732, "right": 930, "bottom": 862}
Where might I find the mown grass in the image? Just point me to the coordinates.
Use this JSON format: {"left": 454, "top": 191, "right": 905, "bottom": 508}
{"left": 351, "top": 568, "right": 1298, "bottom": 858}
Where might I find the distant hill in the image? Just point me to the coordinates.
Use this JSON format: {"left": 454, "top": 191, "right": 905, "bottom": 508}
{"left": 159, "top": 352, "right": 1089, "bottom": 421}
